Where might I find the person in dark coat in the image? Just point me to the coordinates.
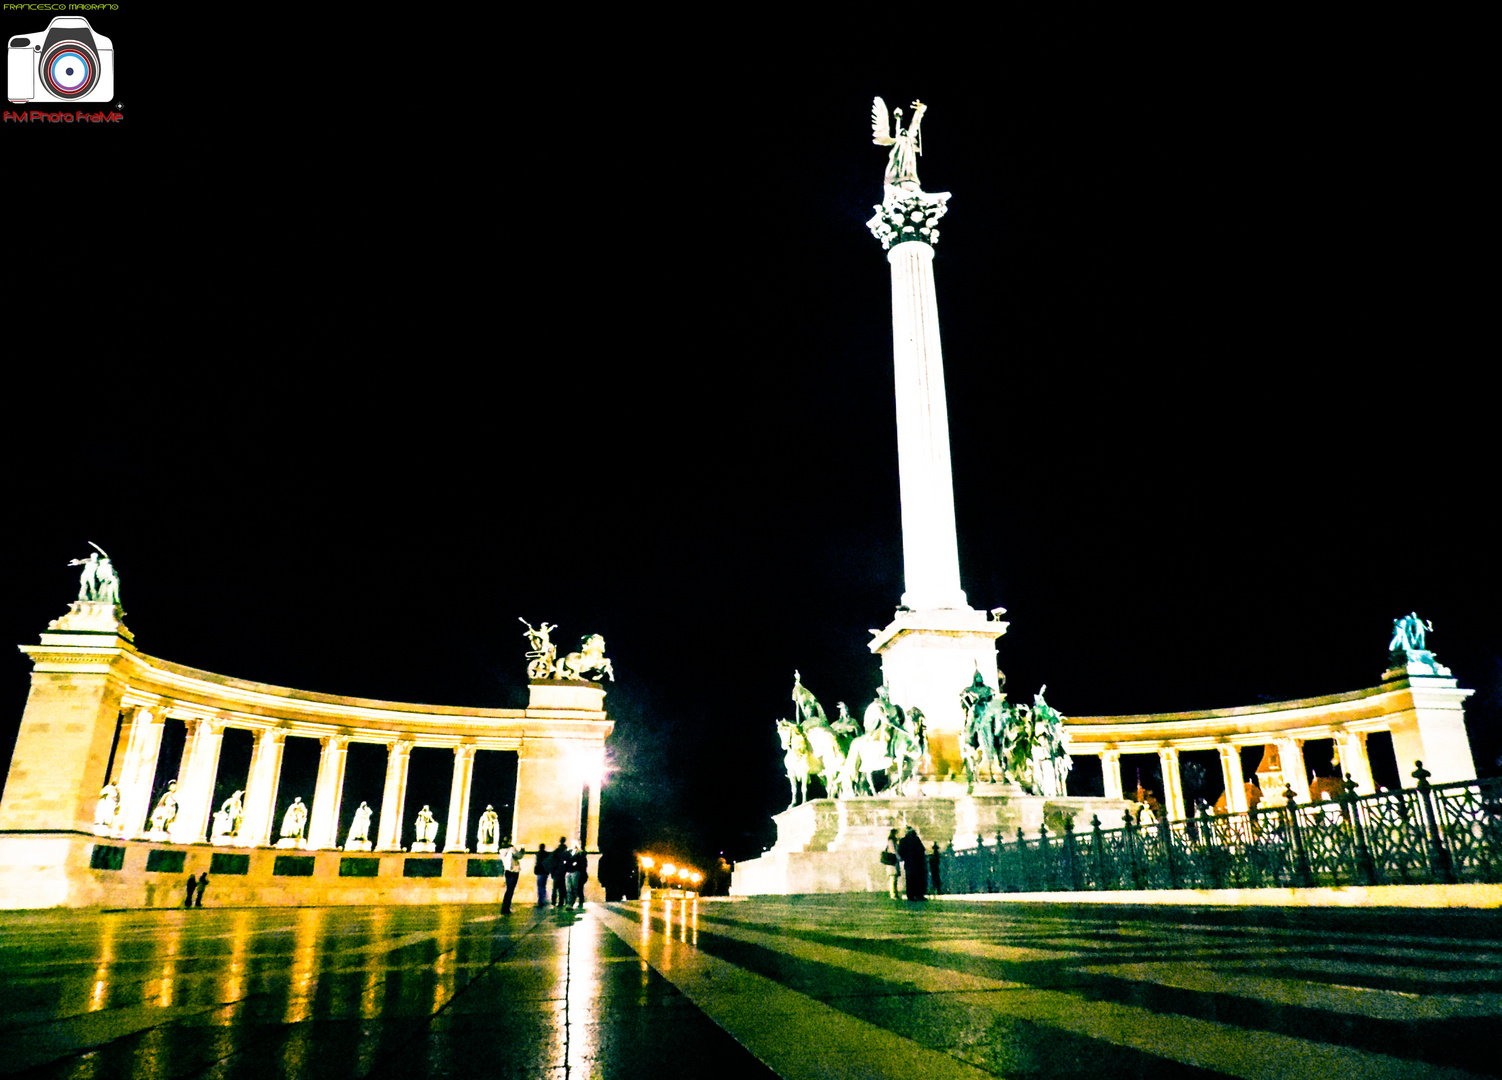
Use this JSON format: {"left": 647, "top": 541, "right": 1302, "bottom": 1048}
{"left": 183, "top": 873, "right": 197, "bottom": 908}
{"left": 195, "top": 874, "right": 209, "bottom": 907}
{"left": 897, "top": 826, "right": 928, "bottom": 901}
{"left": 550, "top": 836, "right": 569, "bottom": 906}
{"left": 534, "top": 844, "right": 550, "bottom": 907}
{"left": 928, "top": 843, "right": 943, "bottom": 896}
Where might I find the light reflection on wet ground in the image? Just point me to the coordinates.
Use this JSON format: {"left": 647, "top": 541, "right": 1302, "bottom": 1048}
{"left": 0, "top": 902, "right": 774, "bottom": 1079}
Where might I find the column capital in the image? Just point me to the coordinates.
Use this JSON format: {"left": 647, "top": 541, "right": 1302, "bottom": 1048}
{"left": 257, "top": 727, "right": 287, "bottom": 745}
{"left": 867, "top": 185, "right": 950, "bottom": 250}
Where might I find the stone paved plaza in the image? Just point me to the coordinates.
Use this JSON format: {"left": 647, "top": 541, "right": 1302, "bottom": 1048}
{"left": 1, "top": 896, "right": 1500, "bottom": 1078}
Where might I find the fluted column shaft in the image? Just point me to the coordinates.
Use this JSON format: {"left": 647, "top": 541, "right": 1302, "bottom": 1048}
{"left": 1218, "top": 745, "right": 1249, "bottom": 813}
{"left": 888, "top": 239, "right": 967, "bottom": 611}
{"left": 1100, "top": 750, "right": 1124, "bottom": 801}
{"left": 444, "top": 746, "right": 477, "bottom": 853}
{"left": 240, "top": 729, "right": 285, "bottom": 846}
{"left": 1336, "top": 732, "right": 1376, "bottom": 795}
{"left": 1158, "top": 746, "right": 1186, "bottom": 822}
{"left": 117, "top": 707, "right": 165, "bottom": 837}
{"left": 1277, "top": 737, "right": 1311, "bottom": 802}
{"left": 174, "top": 720, "right": 224, "bottom": 843}
{"left": 376, "top": 740, "right": 413, "bottom": 852}
{"left": 307, "top": 734, "right": 350, "bottom": 849}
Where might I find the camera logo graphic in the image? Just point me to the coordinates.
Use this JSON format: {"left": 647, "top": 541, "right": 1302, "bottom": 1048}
{"left": 7, "top": 17, "right": 114, "bottom": 104}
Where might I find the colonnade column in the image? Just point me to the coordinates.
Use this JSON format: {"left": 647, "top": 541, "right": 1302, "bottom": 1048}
{"left": 239, "top": 729, "right": 286, "bottom": 847}
{"left": 1217, "top": 744, "right": 1249, "bottom": 813}
{"left": 1277, "top": 737, "right": 1311, "bottom": 803}
{"left": 307, "top": 734, "right": 350, "bottom": 850}
{"left": 1336, "top": 731, "right": 1377, "bottom": 795}
{"left": 444, "top": 745, "right": 476, "bottom": 853}
{"left": 376, "top": 739, "right": 413, "bottom": 852}
{"left": 1100, "top": 749, "right": 1124, "bottom": 800}
{"left": 117, "top": 706, "right": 166, "bottom": 837}
{"left": 1157, "top": 746, "right": 1186, "bottom": 822}
{"left": 174, "top": 719, "right": 225, "bottom": 843}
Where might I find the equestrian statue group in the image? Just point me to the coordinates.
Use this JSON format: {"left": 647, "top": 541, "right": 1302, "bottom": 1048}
{"left": 777, "top": 668, "right": 1072, "bottom": 807}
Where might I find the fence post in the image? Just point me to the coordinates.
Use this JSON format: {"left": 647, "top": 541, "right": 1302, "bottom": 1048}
{"left": 1282, "top": 784, "right": 1316, "bottom": 887}
{"left": 1064, "top": 815, "right": 1082, "bottom": 890}
{"left": 1123, "top": 810, "right": 1142, "bottom": 889}
{"left": 1157, "top": 811, "right": 1178, "bottom": 889}
{"left": 1413, "top": 761, "right": 1458, "bottom": 884}
{"left": 1342, "top": 773, "right": 1379, "bottom": 886}
{"left": 1092, "top": 814, "right": 1107, "bottom": 891}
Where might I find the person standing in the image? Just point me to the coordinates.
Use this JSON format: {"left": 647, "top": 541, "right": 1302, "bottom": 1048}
{"left": 183, "top": 873, "right": 197, "bottom": 909}
{"left": 533, "top": 844, "right": 550, "bottom": 907}
{"left": 550, "top": 836, "right": 569, "bottom": 907}
{"left": 898, "top": 826, "right": 928, "bottom": 901}
{"left": 882, "top": 828, "right": 901, "bottom": 899}
{"left": 568, "top": 848, "right": 588, "bottom": 909}
{"left": 928, "top": 843, "right": 943, "bottom": 897}
{"left": 499, "top": 838, "right": 520, "bottom": 914}
{"left": 195, "top": 874, "right": 209, "bottom": 908}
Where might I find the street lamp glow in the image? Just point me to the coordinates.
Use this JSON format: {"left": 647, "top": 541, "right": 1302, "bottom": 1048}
{"left": 662, "top": 863, "right": 676, "bottom": 877}
{"left": 639, "top": 856, "right": 654, "bottom": 869}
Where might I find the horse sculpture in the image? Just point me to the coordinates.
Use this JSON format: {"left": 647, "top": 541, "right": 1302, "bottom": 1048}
{"left": 776, "top": 718, "right": 816, "bottom": 807}
{"left": 558, "top": 634, "right": 614, "bottom": 682}
{"left": 960, "top": 669, "right": 1010, "bottom": 791}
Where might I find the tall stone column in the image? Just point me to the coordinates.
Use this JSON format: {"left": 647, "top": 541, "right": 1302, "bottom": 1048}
{"left": 116, "top": 706, "right": 166, "bottom": 837}
{"left": 1277, "top": 738, "right": 1311, "bottom": 803}
{"left": 1100, "top": 750, "right": 1124, "bottom": 801}
{"left": 173, "top": 719, "right": 225, "bottom": 843}
{"left": 376, "top": 740, "right": 413, "bottom": 852}
{"left": 307, "top": 734, "right": 350, "bottom": 850}
{"left": 1217, "top": 744, "right": 1249, "bottom": 813}
{"left": 1336, "top": 731, "right": 1377, "bottom": 795}
{"left": 239, "top": 729, "right": 286, "bottom": 847}
{"left": 1157, "top": 746, "right": 1186, "bottom": 822}
{"left": 444, "top": 745, "right": 476, "bottom": 853}
{"left": 865, "top": 179, "right": 1004, "bottom": 769}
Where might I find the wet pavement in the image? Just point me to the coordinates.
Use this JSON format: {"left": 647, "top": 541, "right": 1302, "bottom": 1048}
{"left": 2, "top": 895, "right": 1501, "bottom": 1078}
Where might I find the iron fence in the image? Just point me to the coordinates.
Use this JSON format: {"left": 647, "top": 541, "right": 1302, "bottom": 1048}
{"left": 940, "top": 764, "right": 1502, "bottom": 895}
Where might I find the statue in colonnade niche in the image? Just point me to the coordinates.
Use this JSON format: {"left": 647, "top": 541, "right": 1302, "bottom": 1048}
{"left": 476, "top": 805, "right": 500, "bottom": 852}
{"left": 148, "top": 780, "right": 179, "bottom": 837}
{"left": 278, "top": 797, "right": 308, "bottom": 847}
{"left": 520, "top": 618, "right": 559, "bottom": 679}
{"left": 94, "top": 781, "right": 120, "bottom": 832}
{"left": 69, "top": 542, "right": 122, "bottom": 607}
{"left": 211, "top": 790, "right": 244, "bottom": 842}
{"left": 344, "top": 801, "right": 374, "bottom": 850}
{"left": 411, "top": 805, "right": 439, "bottom": 851}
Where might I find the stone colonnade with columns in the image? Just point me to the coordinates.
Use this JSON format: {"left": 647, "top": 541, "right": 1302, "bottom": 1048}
{"left": 0, "top": 602, "right": 611, "bottom": 909}
{"left": 1065, "top": 664, "right": 1475, "bottom": 821}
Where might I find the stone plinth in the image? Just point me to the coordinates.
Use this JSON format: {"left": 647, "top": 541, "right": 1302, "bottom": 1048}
{"left": 410, "top": 841, "right": 437, "bottom": 853}
{"left": 732, "top": 791, "right": 1134, "bottom": 895}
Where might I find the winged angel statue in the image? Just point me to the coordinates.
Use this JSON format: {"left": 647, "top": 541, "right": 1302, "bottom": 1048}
{"left": 871, "top": 97, "right": 926, "bottom": 189}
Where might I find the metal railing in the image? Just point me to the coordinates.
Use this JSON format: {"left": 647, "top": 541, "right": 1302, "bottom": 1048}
{"left": 940, "top": 763, "right": 1502, "bottom": 894}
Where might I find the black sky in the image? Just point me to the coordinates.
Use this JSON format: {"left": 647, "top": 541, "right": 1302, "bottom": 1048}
{"left": 3, "top": 44, "right": 1494, "bottom": 868}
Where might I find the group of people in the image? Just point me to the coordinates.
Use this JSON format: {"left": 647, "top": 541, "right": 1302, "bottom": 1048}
{"left": 881, "top": 826, "right": 943, "bottom": 901}
{"left": 533, "top": 838, "right": 589, "bottom": 909}
{"left": 182, "top": 873, "right": 209, "bottom": 908}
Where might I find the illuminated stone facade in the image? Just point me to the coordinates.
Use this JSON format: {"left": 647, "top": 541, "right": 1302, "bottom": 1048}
{"left": 0, "top": 604, "right": 611, "bottom": 909}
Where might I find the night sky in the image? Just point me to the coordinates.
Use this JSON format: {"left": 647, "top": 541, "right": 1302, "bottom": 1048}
{"left": 3, "top": 52, "right": 1494, "bottom": 871}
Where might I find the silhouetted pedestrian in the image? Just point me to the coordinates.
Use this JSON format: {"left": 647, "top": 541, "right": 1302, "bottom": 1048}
{"left": 183, "top": 873, "right": 197, "bottom": 908}
{"left": 550, "top": 836, "right": 569, "bottom": 906}
{"left": 533, "top": 844, "right": 549, "bottom": 906}
{"left": 898, "top": 826, "right": 927, "bottom": 901}
{"left": 195, "top": 874, "right": 209, "bottom": 907}
{"left": 928, "top": 843, "right": 942, "bottom": 896}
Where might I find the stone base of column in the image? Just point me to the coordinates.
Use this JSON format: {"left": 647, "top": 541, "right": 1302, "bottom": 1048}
{"left": 869, "top": 606, "right": 1007, "bottom": 742}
